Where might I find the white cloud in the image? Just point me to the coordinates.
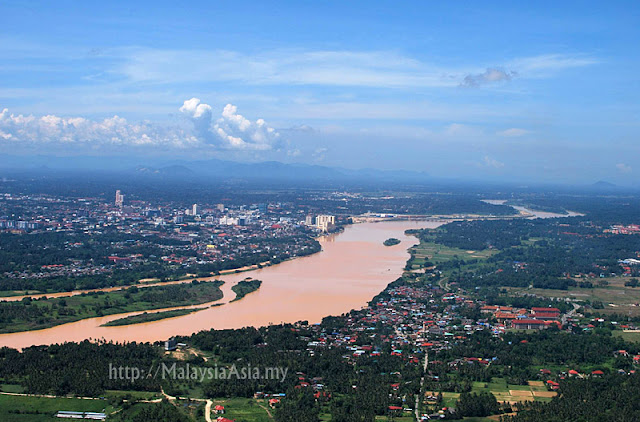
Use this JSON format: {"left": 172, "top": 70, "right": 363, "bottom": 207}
{"left": 497, "top": 128, "right": 530, "bottom": 137}
{"left": 179, "top": 97, "right": 212, "bottom": 119}
{"left": 178, "top": 98, "right": 281, "bottom": 150}
{"left": 0, "top": 100, "right": 283, "bottom": 153}
{"left": 0, "top": 107, "right": 198, "bottom": 148}
{"left": 510, "top": 54, "right": 599, "bottom": 77}
{"left": 616, "top": 163, "right": 632, "bottom": 174}
{"left": 482, "top": 155, "right": 505, "bottom": 169}
{"left": 117, "top": 48, "right": 454, "bottom": 88}
{"left": 113, "top": 48, "right": 597, "bottom": 89}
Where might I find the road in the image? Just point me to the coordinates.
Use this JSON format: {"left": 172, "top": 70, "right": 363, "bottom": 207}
{"left": 415, "top": 351, "right": 429, "bottom": 421}
{"left": 561, "top": 302, "right": 580, "bottom": 326}
{"left": 205, "top": 399, "right": 213, "bottom": 422}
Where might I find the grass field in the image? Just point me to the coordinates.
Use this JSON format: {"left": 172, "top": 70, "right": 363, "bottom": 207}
{"left": 0, "top": 394, "right": 112, "bottom": 422}
{"left": 373, "top": 416, "right": 414, "bottom": 421}
{"left": 613, "top": 330, "right": 640, "bottom": 343}
{"left": 510, "top": 276, "right": 640, "bottom": 316}
{"left": 426, "top": 377, "right": 555, "bottom": 410}
{"left": 408, "top": 240, "right": 496, "bottom": 270}
{"left": 212, "top": 398, "right": 272, "bottom": 422}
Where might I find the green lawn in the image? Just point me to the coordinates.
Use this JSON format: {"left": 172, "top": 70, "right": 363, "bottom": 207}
{"left": 0, "top": 394, "right": 112, "bottom": 422}
{"left": 408, "top": 239, "right": 496, "bottom": 270}
{"left": 213, "top": 398, "right": 273, "bottom": 422}
{"left": 613, "top": 330, "right": 640, "bottom": 343}
{"left": 1, "top": 384, "right": 26, "bottom": 393}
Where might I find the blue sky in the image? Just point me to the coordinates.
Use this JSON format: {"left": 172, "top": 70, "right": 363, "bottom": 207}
{"left": 1, "top": 1, "right": 638, "bottom": 184}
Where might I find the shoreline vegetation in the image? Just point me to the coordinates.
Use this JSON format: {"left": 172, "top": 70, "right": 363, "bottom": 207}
{"left": 101, "top": 307, "right": 209, "bottom": 327}
{"left": 383, "top": 237, "right": 401, "bottom": 246}
{"left": 0, "top": 280, "right": 224, "bottom": 334}
{"left": 0, "top": 235, "right": 321, "bottom": 298}
{"left": 230, "top": 278, "right": 262, "bottom": 302}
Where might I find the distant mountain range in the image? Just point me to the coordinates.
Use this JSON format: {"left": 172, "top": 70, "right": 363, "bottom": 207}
{"left": 0, "top": 154, "right": 431, "bottom": 183}
{"left": 0, "top": 155, "right": 636, "bottom": 190}
{"left": 134, "top": 158, "right": 432, "bottom": 183}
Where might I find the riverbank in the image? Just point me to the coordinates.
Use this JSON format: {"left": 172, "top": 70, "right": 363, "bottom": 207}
{"left": 101, "top": 307, "right": 210, "bottom": 327}
{"left": 0, "top": 280, "right": 224, "bottom": 334}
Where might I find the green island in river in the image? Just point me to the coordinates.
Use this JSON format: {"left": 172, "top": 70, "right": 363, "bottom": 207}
{"left": 0, "top": 280, "right": 224, "bottom": 333}
{"left": 230, "top": 278, "right": 263, "bottom": 302}
{"left": 383, "top": 237, "right": 401, "bottom": 246}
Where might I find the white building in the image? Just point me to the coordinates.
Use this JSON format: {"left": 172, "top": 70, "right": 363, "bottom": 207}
{"left": 315, "top": 215, "right": 335, "bottom": 232}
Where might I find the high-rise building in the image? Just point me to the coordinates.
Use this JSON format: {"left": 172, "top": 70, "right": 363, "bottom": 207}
{"left": 115, "top": 190, "right": 124, "bottom": 207}
{"left": 217, "top": 203, "right": 225, "bottom": 212}
{"left": 315, "top": 215, "right": 335, "bottom": 232}
{"left": 305, "top": 215, "right": 315, "bottom": 226}
{"left": 192, "top": 204, "right": 198, "bottom": 216}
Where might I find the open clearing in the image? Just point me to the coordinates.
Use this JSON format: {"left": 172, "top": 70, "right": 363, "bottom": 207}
{"left": 510, "top": 277, "right": 640, "bottom": 316}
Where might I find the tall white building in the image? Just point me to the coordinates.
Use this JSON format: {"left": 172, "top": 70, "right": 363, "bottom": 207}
{"left": 192, "top": 203, "right": 198, "bottom": 216}
{"left": 115, "top": 190, "right": 124, "bottom": 207}
{"left": 315, "top": 215, "right": 335, "bottom": 232}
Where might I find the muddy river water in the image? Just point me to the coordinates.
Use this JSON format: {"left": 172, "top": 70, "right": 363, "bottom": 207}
{"left": 0, "top": 205, "right": 578, "bottom": 350}
{"left": 0, "top": 220, "right": 444, "bottom": 349}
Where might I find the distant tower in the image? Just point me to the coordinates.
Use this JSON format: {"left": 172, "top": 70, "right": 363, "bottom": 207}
{"left": 192, "top": 203, "right": 198, "bottom": 216}
{"left": 115, "top": 190, "right": 124, "bottom": 208}
{"left": 217, "top": 203, "right": 225, "bottom": 212}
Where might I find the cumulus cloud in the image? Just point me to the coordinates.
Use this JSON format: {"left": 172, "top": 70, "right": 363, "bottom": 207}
{"left": 461, "top": 68, "right": 516, "bottom": 87}
{"left": 0, "top": 100, "right": 283, "bottom": 153}
{"left": 616, "top": 163, "right": 632, "bottom": 174}
{"left": 482, "top": 155, "right": 505, "bottom": 169}
{"left": 179, "top": 98, "right": 281, "bottom": 150}
{"left": 0, "top": 107, "right": 198, "bottom": 148}
{"left": 497, "top": 128, "right": 530, "bottom": 137}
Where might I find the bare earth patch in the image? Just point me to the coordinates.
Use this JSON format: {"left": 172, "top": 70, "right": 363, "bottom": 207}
{"left": 533, "top": 391, "right": 558, "bottom": 398}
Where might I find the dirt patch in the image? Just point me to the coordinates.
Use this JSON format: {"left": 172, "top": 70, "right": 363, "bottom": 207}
{"left": 533, "top": 391, "right": 558, "bottom": 398}
{"left": 528, "top": 381, "right": 544, "bottom": 387}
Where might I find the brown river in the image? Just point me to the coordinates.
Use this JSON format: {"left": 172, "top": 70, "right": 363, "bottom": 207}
{"left": 0, "top": 220, "right": 444, "bottom": 349}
